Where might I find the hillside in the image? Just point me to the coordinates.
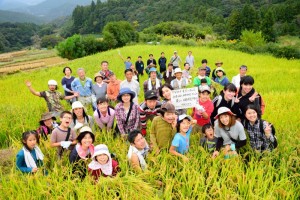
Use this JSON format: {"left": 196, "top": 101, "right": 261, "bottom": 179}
{"left": 0, "top": 10, "right": 45, "bottom": 24}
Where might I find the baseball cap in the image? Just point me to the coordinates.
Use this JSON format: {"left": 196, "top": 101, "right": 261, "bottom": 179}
{"left": 144, "top": 90, "right": 157, "bottom": 100}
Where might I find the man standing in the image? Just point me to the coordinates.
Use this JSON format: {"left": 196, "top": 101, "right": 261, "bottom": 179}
{"left": 232, "top": 65, "right": 247, "bottom": 92}
{"left": 185, "top": 51, "right": 195, "bottom": 69}
{"left": 71, "top": 68, "right": 93, "bottom": 109}
{"left": 99, "top": 61, "right": 114, "bottom": 84}
{"left": 135, "top": 56, "right": 145, "bottom": 76}
{"left": 143, "top": 67, "right": 162, "bottom": 99}
{"left": 170, "top": 51, "right": 182, "bottom": 69}
{"left": 120, "top": 68, "right": 140, "bottom": 104}
{"left": 158, "top": 52, "right": 167, "bottom": 74}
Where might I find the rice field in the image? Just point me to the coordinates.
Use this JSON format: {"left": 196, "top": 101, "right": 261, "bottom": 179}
{"left": 0, "top": 44, "right": 299, "bottom": 199}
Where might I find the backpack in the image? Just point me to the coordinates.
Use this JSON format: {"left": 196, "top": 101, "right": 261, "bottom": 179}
{"left": 215, "top": 95, "right": 235, "bottom": 108}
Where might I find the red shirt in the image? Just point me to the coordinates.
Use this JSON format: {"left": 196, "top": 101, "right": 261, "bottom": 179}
{"left": 193, "top": 99, "right": 214, "bottom": 126}
{"left": 88, "top": 159, "right": 119, "bottom": 182}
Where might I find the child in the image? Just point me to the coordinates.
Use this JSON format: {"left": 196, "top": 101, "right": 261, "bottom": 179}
{"left": 88, "top": 144, "right": 120, "bottom": 182}
{"left": 150, "top": 102, "right": 177, "bottom": 154}
{"left": 16, "top": 130, "right": 44, "bottom": 173}
{"left": 200, "top": 124, "right": 217, "bottom": 153}
{"left": 37, "top": 112, "right": 59, "bottom": 141}
{"left": 127, "top": 130, "right": 150, "bottom": 172}
{"left": 169, "top": 115, "right": 194, "bottom": 161}
{"left": 50, "top": 111, "right": 77, "bottom": 158}
{"left": 93, "top": 97, "right": 115, "bottom": 132}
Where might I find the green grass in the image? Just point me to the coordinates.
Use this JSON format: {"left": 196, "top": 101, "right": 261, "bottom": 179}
{"left": 0, "top": 44, "right": 299, "bottom": 199}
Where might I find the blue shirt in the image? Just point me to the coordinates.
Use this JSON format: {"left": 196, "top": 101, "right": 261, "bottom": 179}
{"left": 71, "top": 77, "right": 93, "bottom": 96}
{"left": 125, "top": 61, "right": 132, "bottom": 69}
{"left": 171, "top": 127, "right": 192, "bottom": 154}
{"left": 16, "top": 148, "right": 43, "bottom": 173}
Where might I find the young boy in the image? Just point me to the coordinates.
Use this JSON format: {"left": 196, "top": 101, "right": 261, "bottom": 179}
{"left": 50, "top": 111, "right": 77, "bottom": 158}
{"left": 200, "top": 124, "right": 217, "bottom": 153}
{"left": 150, "top": 102, "right": 177, "bottom": 154}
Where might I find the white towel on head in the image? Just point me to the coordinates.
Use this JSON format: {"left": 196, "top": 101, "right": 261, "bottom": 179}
{"left": 23, "top": 146, "right": 44, "bottom": 168}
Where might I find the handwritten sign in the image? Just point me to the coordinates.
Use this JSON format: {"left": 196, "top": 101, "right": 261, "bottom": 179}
{"left": 171, "top": 87, "right": 199, "bottom": 110}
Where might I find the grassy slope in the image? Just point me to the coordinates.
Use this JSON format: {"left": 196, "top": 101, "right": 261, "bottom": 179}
{"left": 0, "top": 45, "right": 299, "bottom": 199}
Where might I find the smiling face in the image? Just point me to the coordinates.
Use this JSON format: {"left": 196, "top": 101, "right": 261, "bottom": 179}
{"left": 60, "top": 113, "right": 72, "bottom": 128}
{"left": 101, "top": 62, "right": 108, "bottom": 71}
{"left": 96, "top": 154, "right": 109, "bottom": 165}
{"left": 95, "top": 76, "right": 103, "bottom": 84}
{"left": 125, "top": 71, "right": 133, "bottom": 81}
{"left": 162, "top": 87, "right": 171, "bottom": 100}
{"left": 223, "top": 89, "right": 236, "bottom": 101}
{"left": 97, "top": 101, "right": 108, "bottom": 113}
{"left": 145, "top": 99, "right": 157, "bottom": 110}
{"left": 245, "top": 108, "right": 258, "bottom": 123}
{"left": 24, "top": 134, "right": 37, "bottom": 150}
{"left": 199, "top": 69, "right": 206, "bottom": 76}
{"left": 204, "top": 127, "right": 214, "bottom": 140}
{"left": 241, "top": 84, "right": 253, "bottom": 94}
{"left": 199, "top": 91, "right": 210, "bottom": 102}
{"left": 175, "top": 72, "right": 182, "bottom": 79}
{"left": 219, "top": 114, "right": 230, "bottom": 126}
{"left": 64, "top": 68, "right": 71, "bottom": 76}
{"left": 78, "top": 69, "right": 85, "bottom": 80}
{"left": 80, "top": 133, "right": 93, "bottom": 148}
{"left": 121, "top": 93, "right": 131, "bottom": 103}
{"left": 163, "top": 112, "right": 176, "bottom": 123}
{"left": 48, "top": 85, "right": 56, "bottom": 91}
{"left": 133, "top": 133, "right": 146, "bottom": 150}
{"left": 216, "top": 70, "right": 224, "bottom": 77}
{"left": 240, "top": 68, "right": 247, "bottom": 77}
{"left": 150, "top": 71, "right": 157, "bottom": 80}
{"left": 73, "top": 107, "right": 83, "bottom": 117}
{"left": 43, "top": 118, "right": 53, "bottom": 128}
{"left": 179, "top": 119, "right": 191, "bottom": 133}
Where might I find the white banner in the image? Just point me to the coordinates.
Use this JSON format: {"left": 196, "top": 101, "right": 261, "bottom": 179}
{"left": 171, "top": 87, "right": 199, "bottom": 110}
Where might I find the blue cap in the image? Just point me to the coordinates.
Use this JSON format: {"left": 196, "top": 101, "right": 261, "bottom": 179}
{"left": 149, "top": 67, "right": 157, "bottom": 73}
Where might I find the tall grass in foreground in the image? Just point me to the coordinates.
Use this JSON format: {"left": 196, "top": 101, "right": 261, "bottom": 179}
{"left": 0, "top": 45, "right": 299, "bottom": 198}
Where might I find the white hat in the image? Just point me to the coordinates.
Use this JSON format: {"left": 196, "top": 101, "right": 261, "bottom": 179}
{"left": 178, "top": 114, "right": 192, "bottom": 122}
{"left": 92, "top": 144, "right": 110, "bottom": 160}
{"left": 214, "top": 107, "right": 235, "bottom": 119}
{"left": 174, "top": 68, "right": 182, "bottom": 74}
{"left": 72, "top": 101, "right": 84, "bottom": 110}
{"left": 48, "top": 80, "right": 57, "bottom": 85}
{"left": 79, "top": 126, "right": 92, "bottom": 134}
{"left": 199, "top": 85, "right": 211, "bottom": 93}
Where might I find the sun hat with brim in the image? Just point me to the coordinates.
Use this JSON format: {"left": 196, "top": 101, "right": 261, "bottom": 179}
{"left": 215, "top": 61, "right": 223, "bottom": 65}
{"left": 178, "top": 114, "right": 192, "bottom": 122}
{"left": 214, "top": 67, "right": 225, "bottom": 76}
{"left": 199, "top": 85, "right": 211, "bottom": 93}
{"left": 48, "top": 80, "right": 57, "bottom": 85}
{"left": 174, "top": 68, "right": 182, "bottom": 74}
{"left": 39, "top": 112, "right": 56, "bottom": 124}
{"left": 92, "top": 144, "right": 110, "bottom": 160}
{"left": 214, "top": 107, "right": 236, "bottom": 119}
{"left": 79, "top": 126, "right": 93, "bottom": 134}
{"left": 94, "top": 73, "right": 104, "bottom": 81}
{"left": 72, "top": 101, "right": 84, "bottom": 110}
{"left": 117, "top": 88, "right": 136, "bottom": 102}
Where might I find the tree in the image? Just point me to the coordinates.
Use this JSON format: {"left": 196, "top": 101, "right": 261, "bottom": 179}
{"left": 241, "top": 4, "right": 259, "bottom": 31}
{"left": 56, "top": 34, "right": 86, "bottom": 60}
{"left": 227, "top": 10, "right": 243, "bottom": 39}
{"left": 261, "top": 9, "right": 276, "bottom": 42}
{"left": 41, "top": 35, "right": 63, "bottom": 48}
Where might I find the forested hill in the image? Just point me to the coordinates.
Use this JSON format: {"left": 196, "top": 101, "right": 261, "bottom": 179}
{"left": 68, "top": 0, "right": 300, "bottom": 38}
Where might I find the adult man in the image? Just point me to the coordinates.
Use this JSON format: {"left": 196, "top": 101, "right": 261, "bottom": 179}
{"left": 107, "top": 73, "right": 121, "bottom": 103}
{"left": 170, "top": 51, "right": 182, "bottom": 69}
{"left": 232, "top": 65, "right": 247, "bottom": 91}
{"left": 170, "top": 68, "right": 189, "bottom": 89}
{"left": 120, "top": 68, "right": 140, "bottom": 104}
{"left": 163, "top": 63, "right": 175, "bottom": 85}
{"left": 143, "top": 67, "right": 162, "bottom": 99}
{"left": 158, "top": 52, "right": 167, "bottom": 73}
{"left": 25, "top": 80, "right": 78, "bottom": 117}
{"left": 193, "top": 67, "right": 212, "bottom": 87}
{"left": 135, "top": 56, "right": 144, "bottom": 76}
{"left": 139, "top": 90, "right": 162, "bottom": 136}
{"left": 99, "top": 61, "right": 114, "bottom": 83}
{"left": 185, "top": 51, "right": 195, "bottom": 68}
{"left": 71, "top": 68, "right": 93, "bottom": 109}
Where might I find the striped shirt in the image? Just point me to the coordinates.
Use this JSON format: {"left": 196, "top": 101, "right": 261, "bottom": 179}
{"left": 139, "top": 101, "right": 162, "bottom": 130}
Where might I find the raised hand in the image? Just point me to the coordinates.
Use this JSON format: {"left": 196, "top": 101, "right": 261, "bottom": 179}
{"left": 25, "top": 80, "right": 31, "bottom": 87}
{"left": 264, "top": 122, "right": 272, "bottom": 137}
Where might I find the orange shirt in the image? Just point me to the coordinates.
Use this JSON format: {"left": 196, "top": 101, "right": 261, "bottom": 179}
{"left": 107, "top": 80, "right": 121, "bottom": 100}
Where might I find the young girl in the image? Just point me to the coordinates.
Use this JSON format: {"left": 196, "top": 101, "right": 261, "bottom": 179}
{"left": 243, "top": 104, "right": 277, "bottom": 152}
{"left": 37, "top": 112, "right": 59, "bottom": 141}
{"left": 127, "top": 130, "right": 150, "bottom": 172}
{"left": 70, "top": 101, "right": 94, "bottom": 130}
{"left": 16, "top": 130, "right": 44, "bottom": 173}
{"left": 169, "top": 115, "right": 194, "bottom": 161}
{"left": 115, "top": 88, "right": 140, "bottom": 138}
{"left": 214, "top": 67, "right": 229, "bottom": 86}
{"left": 93, "top": 97, "right": 115, "bottom": 132}
{"left": 88, "top": 144, "right": 120, "bottom": 182}
{"left": 200, "top": 124, "right": 218, "bottom": 154}
{"left": 212, "top": 107, "right": 247, "bottom": 158}
{"left": 92, "top": 73, "right": 108, "bottom": 109}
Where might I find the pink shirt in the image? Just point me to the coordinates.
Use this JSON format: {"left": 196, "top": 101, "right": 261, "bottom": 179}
{"left": 93, "top": 107, "right": 115, "bottom": 129}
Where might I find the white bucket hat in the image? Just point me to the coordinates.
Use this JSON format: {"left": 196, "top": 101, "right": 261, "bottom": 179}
{"left": 72, "top": 101, "right": 84, "bottom": 110}
{"left": 214, "top": 107, "right": 235, "bottom": 119}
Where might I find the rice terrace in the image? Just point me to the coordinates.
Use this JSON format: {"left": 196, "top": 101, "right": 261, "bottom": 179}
{"left": 0, "top": 44, "right": 299, "bottom": 199}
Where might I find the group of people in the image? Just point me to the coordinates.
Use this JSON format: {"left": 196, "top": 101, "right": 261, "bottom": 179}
{"left": 17, "top": 50, "right": 278, "bottom": 181}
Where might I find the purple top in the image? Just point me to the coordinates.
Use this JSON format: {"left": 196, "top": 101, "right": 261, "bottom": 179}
{"left": 61, "top": 76, "right": 75, "bottom": 96}
{"left": 93, "top": 107, "right": 115, "bottom": 129}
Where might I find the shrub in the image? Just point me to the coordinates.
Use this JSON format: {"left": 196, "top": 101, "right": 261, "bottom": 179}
{"left": 56, "top": 34, "right": 86, "bottom": 60}
{"left": 240, "top": 30, "right": 266, "bottom": 48}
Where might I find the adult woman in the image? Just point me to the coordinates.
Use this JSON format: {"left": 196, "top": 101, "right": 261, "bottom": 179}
{"left": 159, "top": 83, "right": 173, "bottom": 104}
{"left": 127, "top": 130, "right": 149, "bottom": 172}
{"left": 37, "top": 112, "right": 59, "bottom": 141}
{"left": 93, "top": 97, "right": 115, "bottom": 132}
{"left": 212, "top": 107, "right": 247, "bottom": 158}
{"left": 92, "top": 73, "right": 107, "bottom": 109}
{"left": 115, "top": 88, "right": 140, "bottom": 138}
{"left": 237, "top": 75, "right": 265, "bottom": 120}
{"left": 61, "top": 66, "right": 76, "bottom": 104}
{"left": 210, "top": 83, "right": 241, "bottom": 123}
{"left": 214, "top": 67, "right": 229, "bottom": 86}
{"left": 69, "top": 126, "right": 95, "bottom": 179}
{"left": 70, "top": 101, "right": 94, "bottom": 130}
{"left": 243, "top": 104, "right": 277, "bottom": 152}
